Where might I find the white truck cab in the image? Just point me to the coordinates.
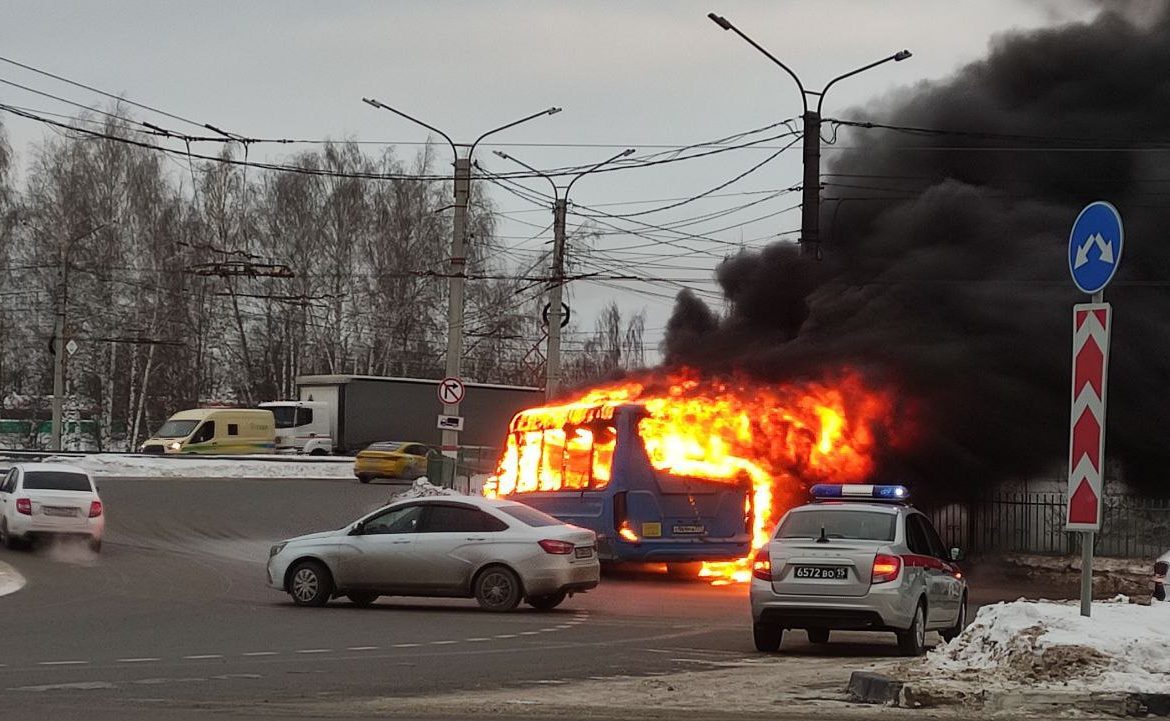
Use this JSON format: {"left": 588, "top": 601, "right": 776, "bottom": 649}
{"left": 259, "top": 401, "right": 333, "bottom": 455}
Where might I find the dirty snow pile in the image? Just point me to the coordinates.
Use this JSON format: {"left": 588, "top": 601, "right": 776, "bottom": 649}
{"left": 37, "top": 453, "right": 355, "bottom": 479}
{"left": 391, "top": 478, "right": 462, "bottom": 499}
{"left": 920, "top": 597, "right": 1170, "bottom": 693}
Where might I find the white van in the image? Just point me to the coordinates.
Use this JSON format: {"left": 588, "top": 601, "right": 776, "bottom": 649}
{"left": 259, "top": 401, "right": 333, "bottom": 455}
{"left": 139, "top": 408, "right": 276, "bottom": 454}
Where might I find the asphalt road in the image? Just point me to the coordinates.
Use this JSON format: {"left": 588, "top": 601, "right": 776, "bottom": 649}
{"left": 0, "top": 477, "right": 1033, "bottom": 721}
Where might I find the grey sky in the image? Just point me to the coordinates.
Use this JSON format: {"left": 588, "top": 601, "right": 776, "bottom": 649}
{"left": 1, "top": 0, "right": 1098, "bottom": 360}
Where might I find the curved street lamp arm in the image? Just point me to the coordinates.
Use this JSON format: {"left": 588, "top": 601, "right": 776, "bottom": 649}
{"left": 816, "top": 50, "right": 911, "bottom": 115}
{"left": 362, "top": 97, "right": 457, "bottom": 159}
{"left": 565, "top": 148, "right": 635, "bottom": 197}
{"left": 708, "top": 13, "right": 807, "bottom": 112}
{"left": 492, "top": 151, "right": 558, "bottom": 200}
{"left": 470, "top": 107, "right": 562, "bottom": 159}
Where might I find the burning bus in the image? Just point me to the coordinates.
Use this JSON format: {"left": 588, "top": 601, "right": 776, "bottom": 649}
{"left": 485, "top": 370, "right": 893, "bottom": 581}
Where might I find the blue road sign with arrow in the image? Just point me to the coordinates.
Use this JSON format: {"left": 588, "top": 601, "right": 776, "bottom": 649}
{"left": 1068, "top": 201, "right": 1123, "bottom": 295}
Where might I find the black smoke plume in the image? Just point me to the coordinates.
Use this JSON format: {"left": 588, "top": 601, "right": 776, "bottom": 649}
{"left": 665, "top": 4, "right": 1170, "bottom": 498}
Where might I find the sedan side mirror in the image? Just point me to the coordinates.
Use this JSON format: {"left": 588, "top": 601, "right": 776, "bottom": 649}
{"left": 350, "top": 521, "right": 365, "bottom": 536}
{"left": 949, "top": 547, "right": 964, "bottom": 562}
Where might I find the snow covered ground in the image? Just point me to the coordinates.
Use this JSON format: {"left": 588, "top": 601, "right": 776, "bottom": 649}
{"left": 31, "top": 453, "right": 356, "bottom": 480}
{"left": 0, "top": 561, "right": 26, "bottom": 597}
{"left": 912, "top": 596, "right": 1170, "bottom": 693}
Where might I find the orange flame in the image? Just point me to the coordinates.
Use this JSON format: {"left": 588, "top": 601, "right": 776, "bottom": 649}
{"left": 486, "top": 368, "right": 895, "bottom": 582}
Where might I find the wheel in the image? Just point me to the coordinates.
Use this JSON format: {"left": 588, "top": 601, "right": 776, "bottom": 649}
{"left": 753, "top": 623, "right": 783, "bottom": 652}
{"left": 940, "top": 595, "right": 967, "bottom": 642}
{"left": 309, "top": 449, "right": 327, "bottom": 457}
{"left": 88, "top": 537, "right": 102, "bottom": 553}
{"left": 666, "top": 562, "right": 704, "bottom": 579}
{"left": 474, "top": 565, "right": 523, "bottom": 612}
{"left": 1, "top": 519, "right": 22, "bottom": 550}
{"left": 527, "top": 591, "right": 567, "bottom": 611}
{"left": 807, "top": 628, "right": 830, "bottom": 644}
{"left": 288, "top": 560, "right": 333, "bottom": 607}
{"left": 346, "top": 592, "right": 378, "bottom": 607}
{"left": 897, "top": 600, "right": 928, "bottom": 656}
{"left": 357, "top": 475, "right": 372, "bottom": 484}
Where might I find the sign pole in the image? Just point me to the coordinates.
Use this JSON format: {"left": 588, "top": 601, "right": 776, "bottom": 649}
{"left": 1065, "top": 201, "right": 1121, "bottom": 620}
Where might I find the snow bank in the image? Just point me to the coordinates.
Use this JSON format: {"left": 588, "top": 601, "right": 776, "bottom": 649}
{"left": 919, "top": 597, "right": 1170, "bottom": 693}
{"left": 0, "top": 561, "right": 25, "bottom": 597}
{"left": 37, "top": 453, "right": 355, "bottom": 480}
{"left": 391, "top": 478, "right": 462, "bottom": 499}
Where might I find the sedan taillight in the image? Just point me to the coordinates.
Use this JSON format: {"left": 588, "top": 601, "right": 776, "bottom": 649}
{"left": 88, "top": 500, "right": 103, "bottom": 518}
{"left": 15, "top": 498, "right": 31, "bottom": 515}
{"left": 751, "top": 546, "right": 772, "bottom": 581}
{"left": 872, "top": 554, "right": 902, "bottom": 584}
{"left": 538, "top": 539, "right": 575, "bottom": 555}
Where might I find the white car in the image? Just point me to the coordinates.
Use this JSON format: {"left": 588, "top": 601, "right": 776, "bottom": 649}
{"left": 267, "top": 495, "right": 600, "bottom": 611}
{"left": 0, "top": 463, "right": 105, "bottom": 551}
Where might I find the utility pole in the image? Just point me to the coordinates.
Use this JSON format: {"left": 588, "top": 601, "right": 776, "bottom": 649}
{"left": 494, "top": 148, "right": 634, "bottom": 398}
{"left": 708, "top": 12, "right": 910, "bottom": 257}
{"left": 363, "top": 99, "right": 560, "bottom": 464}
{"left": 50, "top": 223, "right": 107, "bottom": 451}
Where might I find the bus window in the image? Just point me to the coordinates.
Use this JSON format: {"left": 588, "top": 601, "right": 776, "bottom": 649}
{"left": 516, "top": 431, "right": 542, "bottom": 493}
{"left": 591, "top": 425, "right": 616, "bottom": 489}
{"left": 540, "top": 428, "right": 566, "bottom": 491}
{"left": 563, "top": 427, "right": 593, "bottom": 489}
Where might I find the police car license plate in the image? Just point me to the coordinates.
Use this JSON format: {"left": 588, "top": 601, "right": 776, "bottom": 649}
{"left": 794, "top": 566, "right": 847, "bottom": 580}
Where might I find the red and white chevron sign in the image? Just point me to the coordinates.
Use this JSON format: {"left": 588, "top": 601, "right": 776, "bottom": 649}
{"left": 1066, "top": 302, "right": 1111, "bottom": 531}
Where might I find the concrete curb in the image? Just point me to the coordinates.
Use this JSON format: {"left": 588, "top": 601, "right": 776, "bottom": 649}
{"left": 848, "top": 671, "right": 1170, "bottom": 716}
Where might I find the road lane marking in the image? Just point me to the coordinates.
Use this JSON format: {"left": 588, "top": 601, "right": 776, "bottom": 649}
{"left": 116, "top": 658, "right": 160, "bottom": 663}
{"left": 464, "top": 637, "right": 490, "bottom": 642}
{"left": 518, "top": 631, "right": 540, "bottom": 636}
{"left": 242, "top": 651, "right": 278, "bottom": 657}
{"left": 494, "top": 634, "right": 518, "bottom": 639}
{"left": 183, "top": 654, "right": 224, "bottom": 660}
{"left": 346, "top": 646, "right": 379, "bottom": 651}
{"left": 295, "top": 649, "right": 330, "bottom": 654}
{"left": 391, "top": 643, "right": 421, "bottom": 648}
{"left": 430, "top": 640, "right": 457, "bottom": 645}
{"left": 11, "top": 681, "right": 115, "bottom": 691}
{"left": 38, "top": 660, "right": 88, "bottom": 666}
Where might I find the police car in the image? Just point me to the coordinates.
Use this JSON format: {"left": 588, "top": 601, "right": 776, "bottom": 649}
{"left": 749, "top": 484, "right": 967, "bottom": 656}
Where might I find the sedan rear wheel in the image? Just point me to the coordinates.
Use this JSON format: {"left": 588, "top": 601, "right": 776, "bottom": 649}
{"left": 474, "top": 566, "right": 522, "bottom": 612}
{"left": 1, "top": 519, "right": 21, "bottom": 550}
{"left": 897, "top": 600, "right": 927, "bottom": 656}
{"left": 289, "top": 560, "right": 333, "bottom": 607}
{"left": 753, "top": 622, "right": 783, "bottom": 652}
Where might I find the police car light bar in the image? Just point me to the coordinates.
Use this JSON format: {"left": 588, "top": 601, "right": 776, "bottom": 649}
{"left": 810, "top": 484, "right": 909, "bottom": 501}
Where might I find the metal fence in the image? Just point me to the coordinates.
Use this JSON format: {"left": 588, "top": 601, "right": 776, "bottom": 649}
{"left": 925, "top": 493, "right": 1170, "bottom": 559}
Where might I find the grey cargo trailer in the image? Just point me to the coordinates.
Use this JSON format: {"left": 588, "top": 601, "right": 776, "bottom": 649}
{"left": 296, "top": 375, "right": 542, "bottom": 455}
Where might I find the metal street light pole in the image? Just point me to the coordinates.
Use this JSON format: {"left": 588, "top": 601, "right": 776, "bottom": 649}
{"left": 51, "top": 223, "right": 107, "bottom": 451}
{"left": 493, "top": 149, "right": 634, "bottom": 399}
{"left": 362, "top": 99, "right": 560, "bottom": 465}
{"left": 708, "top": 12, "right": 910, "bottom": 257}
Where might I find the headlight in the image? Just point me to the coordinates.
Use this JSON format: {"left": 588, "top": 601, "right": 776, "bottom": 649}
{"left": 269, "top": 542, "right": 287, "bottom": 558}
{"left": 168, "top": 441, "right": 181, "bottom": 451}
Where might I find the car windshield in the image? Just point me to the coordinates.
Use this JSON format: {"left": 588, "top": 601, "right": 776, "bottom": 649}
{"left": 497, "top": 503, "right": 564, "bottom": 527}
{"left": 155, "top": 420, "right": 198, "bottom": 438}
{"left": 268, "top": 407, "right": 298, "bottom": 429}
{"left": 23, "top": 471, "right": 92, "bottom": 492}
{"left": 777, "top": 509, "right": 896, "bottom": 542}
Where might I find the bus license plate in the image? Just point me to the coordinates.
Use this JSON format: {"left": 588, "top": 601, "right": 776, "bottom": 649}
{"left": 672, "top": 524, "right": 706, "bottom": 535}
{"left": 574, "top": 546, "right": 593, "bottom": 559}
{"left": 793, "top": 566, "right": 848, "bottom": 580}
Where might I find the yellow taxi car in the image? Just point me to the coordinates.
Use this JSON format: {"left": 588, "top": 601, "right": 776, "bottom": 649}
{"left": 354, "top": 441, "right": 433, "bottom": 483}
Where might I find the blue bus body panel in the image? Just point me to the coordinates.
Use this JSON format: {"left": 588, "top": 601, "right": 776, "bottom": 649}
{"left": 511, "top": 406, "right": 752, "bottom": 563}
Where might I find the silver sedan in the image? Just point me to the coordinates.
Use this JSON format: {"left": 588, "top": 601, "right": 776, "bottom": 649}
{"left": 267, "top": 495, "right": 600, "bottom": 611}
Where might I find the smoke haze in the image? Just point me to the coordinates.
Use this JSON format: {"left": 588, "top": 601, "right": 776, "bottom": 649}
{"left": 664, "top": 3, "right": 1170, "bottom": 497}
